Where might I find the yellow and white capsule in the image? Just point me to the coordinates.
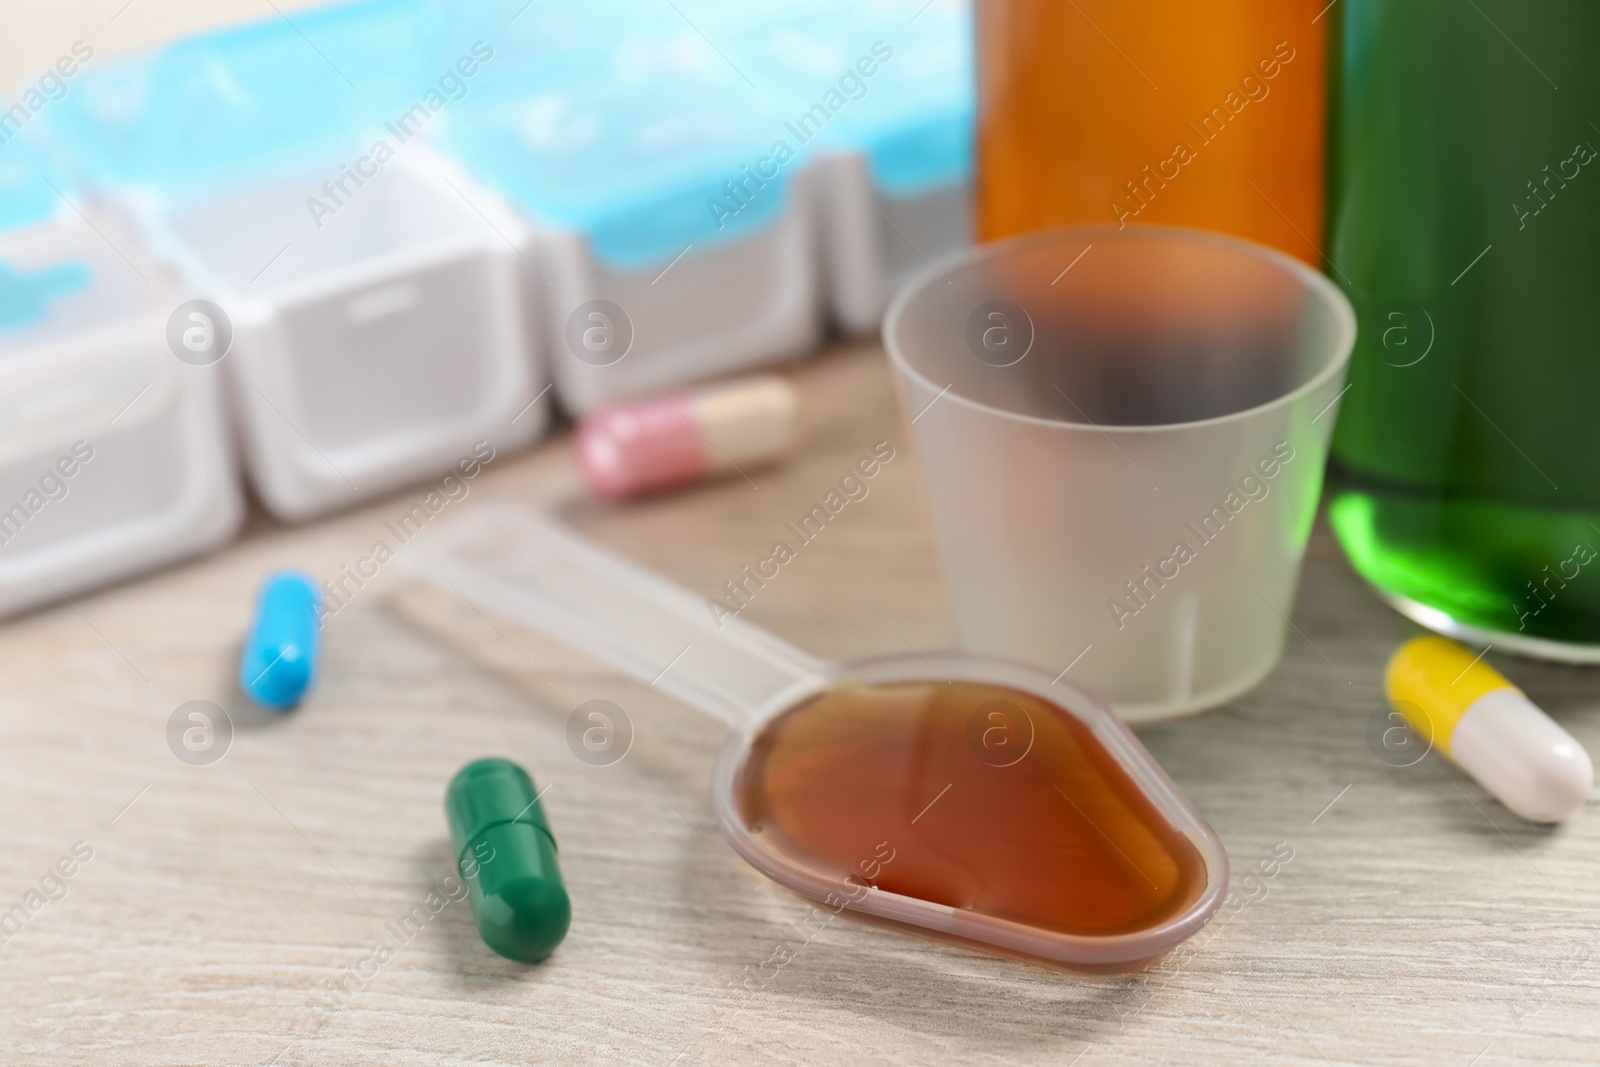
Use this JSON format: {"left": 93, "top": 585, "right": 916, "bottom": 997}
{"left": 1386, "top": 636, "right": 1592, "bottom": 822}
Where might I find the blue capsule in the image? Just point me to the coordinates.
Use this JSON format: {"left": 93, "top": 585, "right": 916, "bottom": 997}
{"left": 239, "top": 571, "right": 321, "bottom": 710}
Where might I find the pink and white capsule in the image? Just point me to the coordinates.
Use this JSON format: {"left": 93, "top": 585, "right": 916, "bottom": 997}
{"left": 575, "top": 377, "right": 800, "bottom": 499}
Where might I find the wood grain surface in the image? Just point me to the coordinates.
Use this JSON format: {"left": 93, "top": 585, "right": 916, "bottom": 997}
{"left": 1, "top": 342, "right": 1597, "bottom": 1067}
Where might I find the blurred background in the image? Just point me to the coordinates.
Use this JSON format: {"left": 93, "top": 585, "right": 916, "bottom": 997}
{"left": 0, "top": 0, "right": 974, "bottom": 611}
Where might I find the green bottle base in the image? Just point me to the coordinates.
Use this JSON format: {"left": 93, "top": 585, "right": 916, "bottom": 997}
{"left": 1328, "top": 486, "right": 1600, "bottom": 662}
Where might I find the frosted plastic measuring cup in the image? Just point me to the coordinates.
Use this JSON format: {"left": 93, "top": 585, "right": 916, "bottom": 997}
{"left": 884, "top": 225, "right": 1356, "bottom": 720}
{"left": 404, "top": 507, "right": 1227, "bottom": 967}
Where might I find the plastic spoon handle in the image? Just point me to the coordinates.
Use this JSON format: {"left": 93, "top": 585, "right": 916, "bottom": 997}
{"left": 400, "top": 506, "right": 833, "bottom": 730}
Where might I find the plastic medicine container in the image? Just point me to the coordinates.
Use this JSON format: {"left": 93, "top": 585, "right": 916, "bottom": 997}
{"left": 0, "top": 136, "right": 240, "bottom": 616}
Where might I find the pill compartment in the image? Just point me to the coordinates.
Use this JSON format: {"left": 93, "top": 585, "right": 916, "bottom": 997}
{"left": 715, "top": 0, "right": 975, "bottom": 334}
{"left": 138, "top": 152, "right": 544, "bottom": 520}
{"left": 532, "top": 203, "right": 820, "bottom": 415}
{"left": 0, "top": 194, "right": 241, "bottom": 617}
{"left": 815, "top": 122, "right": 973, "bottom": 336}
{"left": 48, "top": 0, "right": 549, "bottom": 521}
{"left": 435, "top": 14, "right": 822, "bottom": 414}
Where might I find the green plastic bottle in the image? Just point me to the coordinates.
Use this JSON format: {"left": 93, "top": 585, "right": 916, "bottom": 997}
{"left": 1325, "top": 0, "right": 1600, "bottom": 659}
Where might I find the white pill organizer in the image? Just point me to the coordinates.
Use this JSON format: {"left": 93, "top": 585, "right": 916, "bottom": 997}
{"left": 0, "top": 138, "right": 240, "bottom": 618}
{"left": 0, "top": 0, "right": 975, "bottom": 612}
{"left": 48, "top": 0, "right": 548, "bottom": 521}
{"left": 434, "top": 0, "right": 824, "bottom": 414}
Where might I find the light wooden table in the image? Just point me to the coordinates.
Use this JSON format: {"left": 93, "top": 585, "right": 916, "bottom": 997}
{"left": 2, "top": 342, "right": 1598, "bottom": 1067}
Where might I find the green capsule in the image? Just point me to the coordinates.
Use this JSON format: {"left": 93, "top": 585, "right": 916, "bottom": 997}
{"left": 445, "top": 758, "right": 570, "bottom": 962}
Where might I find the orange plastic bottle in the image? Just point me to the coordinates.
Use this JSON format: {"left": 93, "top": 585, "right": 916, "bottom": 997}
{"left": 975, "top": 0, "right": 1326, "bottom": 264}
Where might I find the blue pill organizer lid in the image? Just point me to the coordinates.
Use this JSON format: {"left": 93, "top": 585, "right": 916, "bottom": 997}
{"left": 0, "top": 214, "right": 155, "bottom": 347}
{"left": 0, "top": 260, "right": 92, "bottom": 332}
{"left": 426, "top": 0, "right": 672, "bottom": 108}
{"left": 440, "top": 31, "right": 805, "bottom": 272}
{"left": 50, "top": 0, "right": 433, "bottom": 199}
{"left": 0, "top": 120, "right": 69, "bottom": 232}
{"left": 0, "top": 129, "right": 98, "bottom": 334}
{"left": 855, "top": 0, "right": 973, "bottom": 198}
{"left": 720, "top": 0, "right": 974, "bottom": 198}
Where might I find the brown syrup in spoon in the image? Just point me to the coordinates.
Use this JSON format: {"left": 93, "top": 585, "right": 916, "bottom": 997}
{"left": 738, "top": 680, "right": 1207, "bottom": 936}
